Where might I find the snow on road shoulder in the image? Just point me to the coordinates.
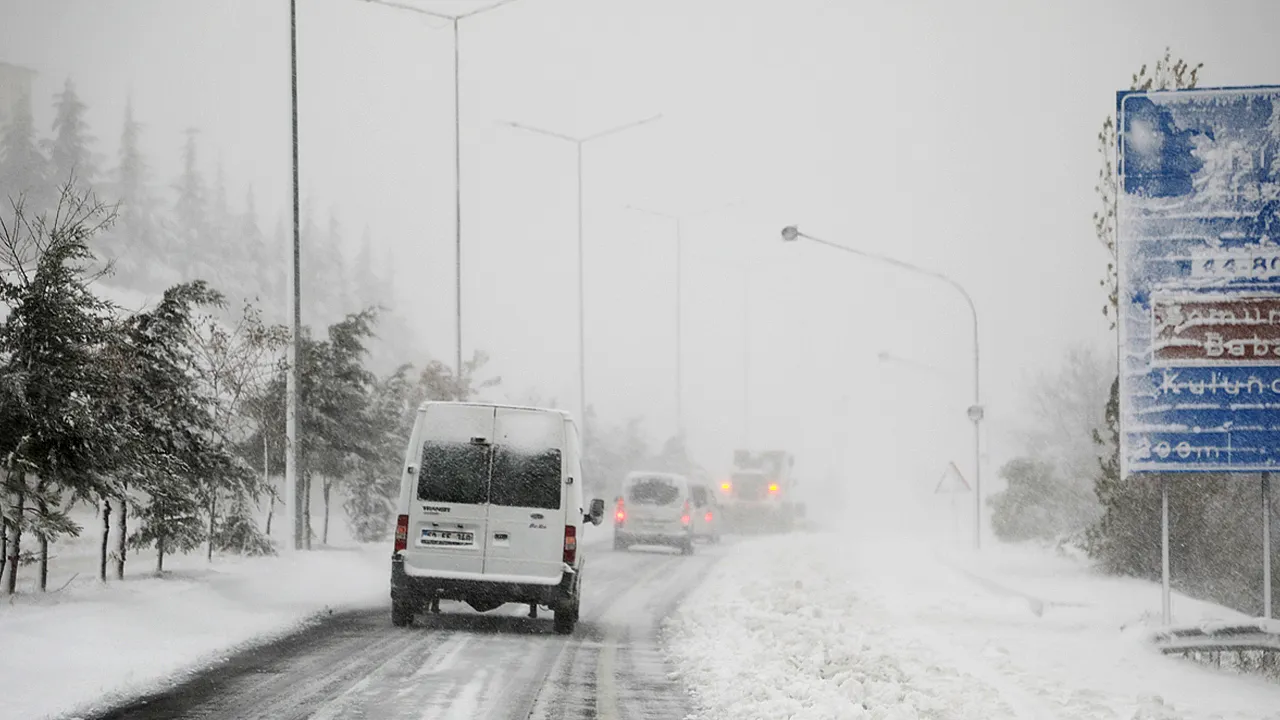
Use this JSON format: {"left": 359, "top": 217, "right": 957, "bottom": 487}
{"left": 665, "top": 532, "right": 1280, "bottom": 720}
{"left": 0, "top": 545, "right": 390, "bottom": 720}
{"left": 664, "top": 533, "right": 1017, "bottom": 720}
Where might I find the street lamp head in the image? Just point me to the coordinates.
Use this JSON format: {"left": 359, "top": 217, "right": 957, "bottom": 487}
{"left": 781, "top": 225, "right": 800, "bottom": 242}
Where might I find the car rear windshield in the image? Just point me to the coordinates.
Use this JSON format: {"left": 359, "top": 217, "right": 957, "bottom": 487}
{"left": 690, "top": 485, "right": 709, "bottom": 507}
{"left": 627, "top": 477, "right": 681, "bottom": 506}
{"left": 417, "top": 441, "right": 490, "bottom": 505}
{"left": 490, "top": 447, "right": 562, "bottom": 509}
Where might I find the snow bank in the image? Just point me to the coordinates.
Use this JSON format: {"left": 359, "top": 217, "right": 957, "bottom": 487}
{"left": 666, "top": 532, "right": 1280, "bottom": 720}
{"left": 0, "top": 545, "right": 389, "bottom": 720}
{"left": 0, "top": 518, "right": 614, "bottom": 720}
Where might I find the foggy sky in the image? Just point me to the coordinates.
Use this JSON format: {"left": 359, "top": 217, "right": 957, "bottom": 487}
{"left": 4, "top": 0, "right": 1280, "bottom": 505}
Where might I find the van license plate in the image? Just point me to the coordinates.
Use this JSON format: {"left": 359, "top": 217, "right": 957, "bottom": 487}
{"left": 421, "top": 529, "right": 474, "bottom": 546}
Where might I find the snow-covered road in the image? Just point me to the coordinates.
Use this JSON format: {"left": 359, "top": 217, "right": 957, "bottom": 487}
{"left": 77, "top": 535, "right": 716, "bottom": 720}
{"left": 666, "top": 531, "right": 1280, "bottom": 720}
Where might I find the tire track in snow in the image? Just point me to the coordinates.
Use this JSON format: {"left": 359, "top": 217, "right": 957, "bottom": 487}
{"left": 528, "top": 544, "right": 722, "bottom": 720}
{"left": 79, "top": 545, "right": 716, "bottom": 720}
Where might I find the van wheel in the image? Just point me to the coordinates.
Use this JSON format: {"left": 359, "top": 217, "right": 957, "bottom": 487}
{"left": 613, "top": 536, "right": 629, "bottom": 552}
{"left": 553, "top": 601, "right": 579, "bottom": 635}
{"left": 680, "top": 538, "right": 695, "bottom": 556}
{"left": 391, "top": 599, "right": 415, "bottom": 627}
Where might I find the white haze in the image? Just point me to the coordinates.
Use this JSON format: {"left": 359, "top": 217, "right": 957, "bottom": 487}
{"left": 5, "top": 0, "right": 1280, "bottom": 524}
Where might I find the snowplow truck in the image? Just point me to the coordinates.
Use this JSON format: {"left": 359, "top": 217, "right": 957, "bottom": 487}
{"left": 717, "top": 450, "right": 802, "bottom": 534}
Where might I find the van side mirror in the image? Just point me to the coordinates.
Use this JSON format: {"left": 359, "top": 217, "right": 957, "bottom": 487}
{"left": 587, "top": 498, "right": 605, "bottom": 526}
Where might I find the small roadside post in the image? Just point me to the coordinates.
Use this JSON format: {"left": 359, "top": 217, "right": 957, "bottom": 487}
{"left": 1116, "top": 84, "right": 1280, "bottom": 626}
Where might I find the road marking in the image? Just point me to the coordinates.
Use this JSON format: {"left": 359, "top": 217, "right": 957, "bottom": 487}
{"left": 433, "top": 667, "right": 487, "bottom": 720}
{"left": 411, "top": 633, "right": 470, "bottom": 678}
{"left": 596, "top": 638, "right": 620, "bottom": 720}
{"left": 594, "top": 556, "right": 677, "bottom": 720}
{"left": 307, "top": 633, "right": 434, "bottom": 720}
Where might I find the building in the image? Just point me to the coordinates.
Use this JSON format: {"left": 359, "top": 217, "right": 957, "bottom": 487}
{"left": 0, "top": 61, "right": 36, "bottom": 131}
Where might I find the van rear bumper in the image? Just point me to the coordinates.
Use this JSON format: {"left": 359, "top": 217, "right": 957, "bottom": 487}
{"left": 615, "top": 529, "right": 690, "bottom": 546}
{"left": 391, "top": 557, "right": 576, "bottom": 607}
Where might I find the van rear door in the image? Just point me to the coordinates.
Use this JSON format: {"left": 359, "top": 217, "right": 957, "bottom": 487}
{"left": 407, "top": 404, "right": 495, "bottom": 575}
{"left": 483, "top": 407, "right": 566, "bottom": 582}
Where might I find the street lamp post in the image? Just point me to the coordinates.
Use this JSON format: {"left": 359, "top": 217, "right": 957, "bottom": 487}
{"left": 625, "top": 202, "right": 736, "bottom": 439}
{"left": 285, "top": 0, "right": 301, "bottom": 551}
{"left": 781, "top": 226, "right": 984, "bottom": 550}
{"left": 503, "top": 115, "right": 663, "bottom": 441}
{"left": 741, "top": 260, "right": 751, "bottom": 447}
{"left": 362, "top": 0, "right": 519, "bottom": 380}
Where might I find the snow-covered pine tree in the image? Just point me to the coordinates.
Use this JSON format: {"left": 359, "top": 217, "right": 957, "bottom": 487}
{"left": 214, "top": 491, "right": 274, "bottom": 556}
{"left": 171, "top": 129, "right": 208, "bottom": 280}
{"left": 240, "top": 189, "right": 275, "bottom": 305}
{"left": 0, "top": 187, "right": 121, "bottom": 593}
{"left": 354, "top": 226, "right": 379, "bottom": 309}
{"left": 251, "top": 309, "right": 379, "bottom": 549}
{"left": 118, "top": 282, "right": 245, "bottom": 573}
{"left": 0, "top": 91, "right": 52, "bottom": 215}
{"left": 47, "top": 77, "right": 97, "bottom": 198}
{"left": 105, "top": 98, "right": 166, "bottom": 290}
{"left": 344, "top": 363, "right": 415, "bottom": 542}
{"left": 204, "top": 162, "right": 236, "bottom": 297}
{"left": 314, "top": 309, "right": 378, "bottom": 545}
{"left": 187, "top": 300, "right": 286, "bottom": 560}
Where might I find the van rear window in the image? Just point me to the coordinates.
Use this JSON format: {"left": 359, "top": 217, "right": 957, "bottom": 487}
{"left": 627, "top": 478, "right": 680, "bottom": 506}
{"left": 490, "top": 447, "right": 562, "bottom": 509}
{"left": 417, "top": 441, "right": 489, "bottom": 505}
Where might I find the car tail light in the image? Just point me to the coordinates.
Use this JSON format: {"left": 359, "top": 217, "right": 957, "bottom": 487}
{"left": 614, "top": 498, "right": 626, "bottom": 524}
{"left": 768, "top": 483, "right": 780, "bottom": 495}
{"left": 394, "top": 514, "right": 409, "bottom": 553}
{"left": 681, "top": 500, "right": 691, "bottom": 526}
{"left": 705, "top": 511, "right": 713, "bottom": 523}
{"left": 563, "top": 525, "right": 577, "bottom": 565}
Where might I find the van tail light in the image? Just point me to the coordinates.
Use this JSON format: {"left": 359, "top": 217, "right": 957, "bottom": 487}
{"left": 615, "top": 498, "right": 626, "bottom": 525}
{"left": 705, "top": 511, "right": 714, "bottom": 523}
{"left": 563, "top": 525, "right": 577, "bottom": 565}
{"left": 720, "top": 481, "right": 732, "bottom": 492}
{"left": 394, "top": 514, "right": 409, "bottom": 553}
{"left": 768, "top": 483, "right": 780, "bottom": 495}
{"left": 681, "top": 500, "right": 691, "bottom": 526}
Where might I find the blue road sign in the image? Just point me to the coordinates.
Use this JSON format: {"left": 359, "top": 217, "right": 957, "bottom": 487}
{"left": 1119, "top": 85, "right": 1280, "bottom": 475}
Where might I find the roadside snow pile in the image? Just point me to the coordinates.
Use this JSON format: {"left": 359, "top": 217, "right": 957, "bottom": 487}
{"left": 0, "top": 545, "right": 388, "bottom": 720}
{"left": 666, "top": 533, "right": 1280, "bottom": 720}
{"left": 664, "top": 537, "right": 1017, "bottom": 719}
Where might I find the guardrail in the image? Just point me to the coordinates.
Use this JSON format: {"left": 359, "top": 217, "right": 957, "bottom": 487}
{"left": 1151, "top": 621, "right": 1280, "bottom": 678}
{"left": 1151, "top": 621, "right": 1280, "bottom": 655}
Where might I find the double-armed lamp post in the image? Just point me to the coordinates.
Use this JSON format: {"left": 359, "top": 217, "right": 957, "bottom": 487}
{"left": 504, "top": 115, "right": 663, "bottom": 444}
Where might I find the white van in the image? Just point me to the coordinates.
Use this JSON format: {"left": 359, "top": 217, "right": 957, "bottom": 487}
{"left": 613, "top": 471, "right": 695, "bottom": 555}
{"left": 390, "top": 401, "right": 604, "bottom": 633}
